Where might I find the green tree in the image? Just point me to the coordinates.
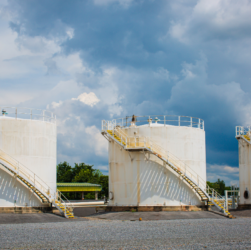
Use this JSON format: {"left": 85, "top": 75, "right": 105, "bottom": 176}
{"left": 56, "top": 161, "right": 109, "bottom": 199}
{"left": 72, "top": 163, "right": 103, "bottom": 184}
{"left": 207, "top": 179, "right": 232, "bottom": 196}
{"left": 57, "top": 162, "right": 73, "bottom": 183}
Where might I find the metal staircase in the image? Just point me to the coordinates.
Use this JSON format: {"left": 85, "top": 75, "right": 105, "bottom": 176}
{"left": 0, "top": 149, "right": 74, "bottom": 219}
{"left": 102, "top": 120, "right": 232, "bottom": 217}
{"left": 236, "top": 126, "right": 251, "bottom": 144}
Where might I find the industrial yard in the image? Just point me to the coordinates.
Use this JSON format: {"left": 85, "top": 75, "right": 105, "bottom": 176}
{"left": 1, "top": 213, "right": 251, "bottom": 249}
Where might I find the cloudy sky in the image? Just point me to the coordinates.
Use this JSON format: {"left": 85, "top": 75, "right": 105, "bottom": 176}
{"left": 1, "top": 0, "right": 250, "bottom": 185}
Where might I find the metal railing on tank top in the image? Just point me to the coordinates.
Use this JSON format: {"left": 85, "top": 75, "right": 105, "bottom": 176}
{"left": 0, "top": 106, "right": 56, "bottom": 124}
{"left": 102, "top": 115, "right": 204, "bottom": 131}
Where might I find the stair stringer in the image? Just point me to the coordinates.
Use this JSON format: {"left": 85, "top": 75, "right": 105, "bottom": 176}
{"left": 0, "top": 158, "right": 51, "bottom": 204}
{"left": 0, "top": 151, "right": 74, "bottom": 218}
{"left": 52, "top": 200, "right": 74, "bottom": 219}
{"left": 138, "top": 150, "right": 207, "bottom": 205}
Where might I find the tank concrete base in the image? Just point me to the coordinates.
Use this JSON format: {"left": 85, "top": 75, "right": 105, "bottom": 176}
{"left": 0, "top": 206, "right": 53, "bottom": 214}
{"left": 236, "top": 204, "right": 251, "bottom": 210}
{"left": 105, "top": 205, "right": 208, "bottom": 212}
{"left": 85, "top": 211, "right": 225, "bottom": 221}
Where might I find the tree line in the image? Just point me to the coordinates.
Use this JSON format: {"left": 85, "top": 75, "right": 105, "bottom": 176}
{"left": 57, "top": 162, "right": 108, "bottom": 200}
{"left": 207, "top": 179, "right": 236, "bottom": 196}
{"left": 57, "top": 161, "right": 234, "bottom": 199}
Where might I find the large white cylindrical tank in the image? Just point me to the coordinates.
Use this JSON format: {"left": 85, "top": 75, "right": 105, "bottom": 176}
{"left": 0, "top": 108, "right": 56, "bottom": 207}
{"left": 107, "top": 115, "right": 206, "bottom": 207}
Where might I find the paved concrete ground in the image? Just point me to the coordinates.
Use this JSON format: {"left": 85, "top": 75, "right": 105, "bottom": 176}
{"left": 85, "top": 211, "right": 227, "bottom": 220}
{"left": 73, "top": 207, "right": 96, "bottom": 217}
{"left": 0, "top": 217, "right": 251, "bottom": 249}
{"left": 230, "top": 209, "right": 251, "bottom": 217}
{"left": 1, "top": 209, "right": 246, "bottom": 225}
{"left": 0, "top": 213, "right": 87, "bottom": 224}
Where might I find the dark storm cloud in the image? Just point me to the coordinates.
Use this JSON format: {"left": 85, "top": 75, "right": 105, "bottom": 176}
{"left": 2, "top": 0, "right": 251, "bottom": 184}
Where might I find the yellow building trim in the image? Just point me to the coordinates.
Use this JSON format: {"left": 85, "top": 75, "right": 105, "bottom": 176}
{"left": 57, "top": 186, "right": 102, "bottom": 192}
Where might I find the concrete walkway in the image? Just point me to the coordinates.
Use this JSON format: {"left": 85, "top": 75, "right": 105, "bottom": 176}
{"left": 85, "top": 211, "right": 227, "bottom": 221}
{"left": 0, "top": 213, "right": 87, "bottom": 224}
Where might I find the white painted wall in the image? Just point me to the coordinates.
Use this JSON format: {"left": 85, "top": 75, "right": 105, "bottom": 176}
{"left": 0, "top": 117, "right": 57, "bottom": 207}
{"left": 238, "top": 138, "right": 251, "bottom": 205}
{"left": 108, "top": 123, "right": 206, "bottom": 206}
{"left": 0, "top": 166, "right": 43, "bottom": 207}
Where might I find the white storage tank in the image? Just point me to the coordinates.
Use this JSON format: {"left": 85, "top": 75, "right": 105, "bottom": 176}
{"left": 103, "top": 115, "right": 207, "bottom": 210}
{"left": 236, "top": 126, "right": 251, "bottom": 208}
{"left": 0, "top": 107, "right": 56, "bottom": 207}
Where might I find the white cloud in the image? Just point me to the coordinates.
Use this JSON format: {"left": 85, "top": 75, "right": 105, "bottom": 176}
{"left": 224, "top": 166, "right": 239, "bottom": 173}
{"left": 72, "top": 92, "right": 100, "bottom": 107}
{"left": 169, "top": 0, "right": 251, "bottom": 43}
{"left": 97, "top": 165, "right": 109, "bottom": 171}
{"left": 85, "top": 125, "right": 108, "bottom": 156}
{"left": 154, "top": 67, "right": 170, "bottom": 81}
{"left": 207, "top": 164, "right": 239, "bottom": 185}
{"left": 66, "top": 27, "right": 74, "bottom": 40}
{"left": 50, "top": 101, "right": 63, "bottom": 109}
{"left": 93, "top": 0, "right": 134, "bottom": 8}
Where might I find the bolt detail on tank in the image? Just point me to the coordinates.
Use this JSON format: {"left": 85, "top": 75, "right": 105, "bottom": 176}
{"left": 101, "top": 115, "right": 232, "bottom": 217}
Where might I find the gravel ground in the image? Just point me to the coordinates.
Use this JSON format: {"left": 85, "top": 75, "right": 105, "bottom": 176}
{"left": 0, "top": 217, "right": 251, "bottom": 249}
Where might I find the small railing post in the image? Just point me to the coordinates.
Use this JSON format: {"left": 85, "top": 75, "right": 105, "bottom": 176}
{"left": 164, "top": 116, "right": 165, "bottom": 126}
{"left": 190, "top": 117, "right": 192, "bottom": 127}
{"left": 43, "top": 110, "right": 45, "bottom": 122}
{"left": 15, "top": 108, "right": 17, "bottom": 119}
{"left": 30, "top": 109, "right": 32, "bottom": 120}
{"left": 178, "top": 116, "right": 180, "bottom": 126}
{"left": 198, "top": 119, "right": 200, "bottom": 128}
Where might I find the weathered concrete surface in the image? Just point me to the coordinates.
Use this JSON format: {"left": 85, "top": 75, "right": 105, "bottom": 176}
{"left": 0, "top": 213, "right": 87, "bottom": 224}
{"left": 73, "top": 207, "right": 96, "bottom": 217}
{"left": 85, "top": 211, "right": 226, "bottom": 221}
{"left": 0, "top": 206, "right": 52, "bottom": 214}
{"left": 231, "top": 209, "right": 251, "bottom": 217}
{"left": 105, "top": 205, "right": 208, "bottom": 212}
